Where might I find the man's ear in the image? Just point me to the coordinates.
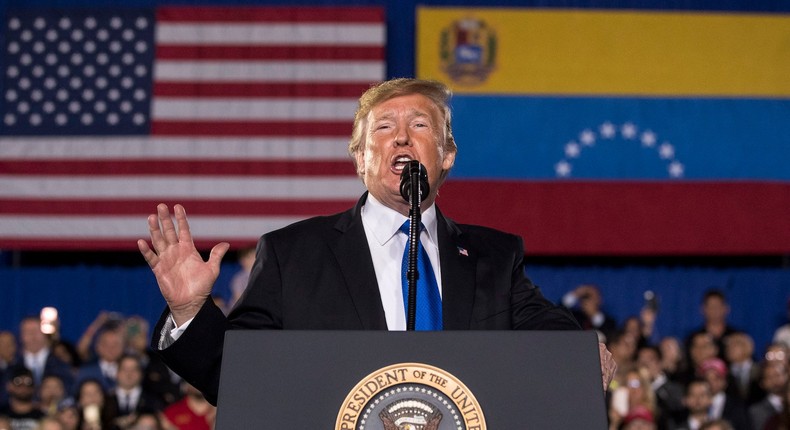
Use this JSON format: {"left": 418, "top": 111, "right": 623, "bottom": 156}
{"left": 442, "top": 149, "right": 456, "bottom": 171}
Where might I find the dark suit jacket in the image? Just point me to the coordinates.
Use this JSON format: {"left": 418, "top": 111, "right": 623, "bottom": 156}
{"left": 152, "top": 194, "right": 579, "bottom": 404}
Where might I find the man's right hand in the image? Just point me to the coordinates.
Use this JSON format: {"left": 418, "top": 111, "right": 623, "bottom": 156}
{"left": 138, "top": 204, "right": 229, "bottom": 326}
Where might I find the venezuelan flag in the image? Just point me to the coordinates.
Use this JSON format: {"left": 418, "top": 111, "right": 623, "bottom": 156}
{"left": 418, "top": 6, "right": 790, "bottom": 255}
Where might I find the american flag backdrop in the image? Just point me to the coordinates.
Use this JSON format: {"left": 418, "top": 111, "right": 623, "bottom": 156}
{"left": 0, "top": 6, "right": 383, "bottom": 249}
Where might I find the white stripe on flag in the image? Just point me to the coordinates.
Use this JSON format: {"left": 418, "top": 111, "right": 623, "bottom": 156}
{"left": 156, "top": 23, "right": 386, "bottom": 46}
{"left": 0, "top": 215, "right": 305, "bottom": 239}
{"left": 151, "top": 98, "right": 358, "bottom": 121}
{"left": 0, "top": 176, "right": 366, "bottom": 199}
{"left": 0, "top": 137, "right": 352, "bottom": 160}
{"left": 154, "top": 60, "right": 385, "bottom": 82}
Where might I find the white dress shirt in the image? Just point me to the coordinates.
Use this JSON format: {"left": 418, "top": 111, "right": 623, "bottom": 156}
{"left": 360, "top": 193, "right": 443, "bottom": 330}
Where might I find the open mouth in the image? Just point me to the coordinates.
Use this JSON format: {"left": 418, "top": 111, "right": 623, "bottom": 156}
{"left": 391, "top": 155, "right": 414, "bottom": 174}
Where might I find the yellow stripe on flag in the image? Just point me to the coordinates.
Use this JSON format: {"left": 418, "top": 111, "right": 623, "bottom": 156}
{"left": 417, "top": 7, "right": 790, "bottom": 96}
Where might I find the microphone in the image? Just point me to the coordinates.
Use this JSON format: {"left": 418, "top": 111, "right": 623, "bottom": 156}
{"left": 399, "top": 160, "right": 430, "bottom": 203}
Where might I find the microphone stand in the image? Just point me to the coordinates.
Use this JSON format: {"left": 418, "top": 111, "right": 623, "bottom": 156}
{"left": 405, "top": 164, "right": 421, "bottom": 331}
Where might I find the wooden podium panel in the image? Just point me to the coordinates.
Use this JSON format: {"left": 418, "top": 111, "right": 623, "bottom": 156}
{"left": 216, "top": 330, "right": 607, "bottom": 429}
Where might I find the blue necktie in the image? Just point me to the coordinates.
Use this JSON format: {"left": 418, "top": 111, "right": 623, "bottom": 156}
{"left": 400, "top": 220, "right": 442, "bottom": 330}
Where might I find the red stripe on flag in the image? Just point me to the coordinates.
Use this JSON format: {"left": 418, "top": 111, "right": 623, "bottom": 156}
{"left": 157, "top": 6, "right": 384, "bottom": 23}
{"left": 153, "top": 82, "right": 371, "bottom": 98}
{"left": 155, "top": 45, "right": 384, "bottom": 61}
{"left": 0, "top": 199, "right": 357, "bottom": 216}
{"left": 0, "top": 160, "right": 354, "bottom": 176}
{"left": 150, "top": 121, "right": 351, "bottom": 136}
{"left": 438, "top": 180, "right": 790, "bottom": 255}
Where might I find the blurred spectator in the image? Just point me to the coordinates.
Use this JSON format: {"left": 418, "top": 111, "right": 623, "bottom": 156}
{"left": 563, "top": 284, "right": 618, "bottom": 341}
{"left": 637, "top": 345, "right": 685, "bottom": 430}
{"left": 38, "top": 375, "right": 67, "bottom": 417}
{"left": 123, "top": 318, "right": 180, "bottom": 409}
{"left": 161, "top": 383, "right": 215, "bottom": 430}
{"left": 699, "top": 420, "right": 735, "bottom": 430}
{"left": 0, "top": 366, "right": 45, "bottom": 430}
{"left": 227, "top": 247, "right": 256, "bottom": 312}
{"left": 724, "top": 332, "right": 764, "bottom": 405}
{"left": 75, "top": 328, "right": 125, "bottom": 394}
{"left": 108, "top": 355, "right": 162, "bottom": 429}
{"left": 749, "top": 363, "right": 788, "bottom": 430}
{"left": 55, "top": 403, "right": 79, "bottom": 430}
{"left": 0, "top": 332, "right": 16, "bottom": 372}
{"left": 127, "top": 413, "right": 162, "bottom": 430}
{"left": 610, "top": 366, "right": 657, "bottom": 430}
{"left": 35, "top": 417, "right": 64, "bottom": 430}
{"left": 700, "top": 358, "right": 749, "bottom": 430}
{"left": 75, "top": 378, "right": 114, "bottom": 430}
{"left": 763, "top": 374, "right": 790, "bottom": 430}
{"left": 609, "top": 331, "right": 639, "bottom": 383}
{"left": 660, "top": 337, "right": 688, "bottom": 384}
{"left": 18, "top": 317, "right": 74, "bottom": 394}
{"left": 772, "top": 299, "right": 790, "bottom": 350}
{"left": 685, "top": 289, "right": 739, "bottom": 363}
{"left": 680, "top": 333, "right": 720, "bottom": 386}
{"left": 763, "top": 343, "right": 789, "bottom": 372}
{"left": 669, "top": 379, "right": 713, "bottom": 430}
{"left": 622, "top": 405, "right": 658, "bottom": 430}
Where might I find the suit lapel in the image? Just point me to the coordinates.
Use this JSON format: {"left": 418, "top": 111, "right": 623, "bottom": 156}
{"left": 436, "top": 208, "right": 476, "bottom": 329}
{"left": 330, "top": 193, "right": 388, "bottom": 330}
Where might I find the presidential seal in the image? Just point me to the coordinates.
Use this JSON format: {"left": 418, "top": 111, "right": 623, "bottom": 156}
{"left": 336, "top": 363, "right": 486, "bottom": 430}
{"left": 439, "top": 17, "right": 497, "bottom": 85}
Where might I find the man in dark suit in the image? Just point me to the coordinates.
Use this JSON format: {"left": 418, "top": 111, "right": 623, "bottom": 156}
{"left": 139, "top": 78, "right": 616, "bottom": 405}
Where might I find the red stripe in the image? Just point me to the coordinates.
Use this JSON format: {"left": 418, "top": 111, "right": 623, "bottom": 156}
{"left": 150, "top": 121, "right": 351, "bottom": 137}
{"left": 155, "top": 45, "right": 384, "bottom": 61}
{"left": 0, "top": 160, "right": 355, "bottom": 176}
{"left": 0, "top": 238, "right": 261, "bottom": 251}
{"left": 156, "top": 7, "right": 384, "bottom": 23}
{"left": 0, "top": 199, "right": 357, "bottom": 216}
{"left": 438, "top": 181, "right": 790, "bottom": 255}
{"left": 153, "top": 82, "right": 372, "bottom": 98}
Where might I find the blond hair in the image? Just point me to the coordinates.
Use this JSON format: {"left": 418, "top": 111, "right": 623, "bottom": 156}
{"left": 348, "top": 78, "right": 457, "bottom": 176}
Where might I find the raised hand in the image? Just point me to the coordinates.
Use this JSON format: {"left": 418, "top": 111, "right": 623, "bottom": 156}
{"left": 138, "top": 204, "right": 229, "bottom": 326}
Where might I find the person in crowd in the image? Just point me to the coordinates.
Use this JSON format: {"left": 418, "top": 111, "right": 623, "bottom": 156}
{"left": 17, "top": 317, "right": 74, "bottom": 394}
{"left": 685, "top": 289, "right": 739, "bottom": 363}
{"left": 699, "top": 358, "right": 749, "bottom": 430}
{"left": 725, "top": 332, "right": 764, "bottom": 405}
{"left": 621, "top": 405, "right": 658, "bottom": 430}
{"left": 749, "top": 362, "right": 788, "bottom": 430}
{"left": 680, "top": 333, "right": 720, "bottom": 386}
{"left": 54, "top": 403, "right": 79, "bottom": 430}
{"left": 75, "top": 329, "right": 125, "bottom": 394}
{"left": 660, "top": 337, "right": 689, "bottom": 384}
{"left": 226, "top": 246, "right": 256, "bottom": 312}
{"left": 0, "top": 332, "right": 16, "bottom": 373}
{"left": 637, "top": 345, "right": 685, "bottom": 430}
{"left": 137, "top": 78, "right": 615, "bottom": 404}
{"left": 35, "top": 417, "right": 64, "bottom": 430}
{"left": 38, "top": 375, "right": 67, "bottom": 417}
{"left": 563, "top": 284, "right": 619, "bottom": 341}
{"left": 772, "top": 299, "right": 790, "bottom": 350}
{"left": 0, "top": 366, "right": 45, "bottom": 430}
{"left": 699, "top": 420, "right": 735, "bottom": 430}
{"left": 763, "top": 344, "right": 789, "bottom": 372}
{"left": 161, "top": 383, "right": 214, "bottom": 430}
{"left": 76, "top": 314, "right": 125, "bottom": 366}
{"left": 669, "top": 379, "right": 714, "bottom": 430}
{"left": 763, "top": 374, "right": 790, "bottom": 430}
{"left": 122, "top": 318, "right": 180, "bottom": 409}
{"left": 609, "top": 366, "right": 657, "bottom": 430}
{"left": 609, "top": 331, "right": 639, "bottom": 383}
{"left": 74, "top": 378, "right": 114, "bottom": 430}
{"left": 108, "top": 355, "right": 161, "bottom": 429}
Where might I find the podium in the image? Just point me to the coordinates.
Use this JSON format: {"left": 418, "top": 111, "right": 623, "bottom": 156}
{"left": 215, "top": 330, "right": 607, "bottom": 429}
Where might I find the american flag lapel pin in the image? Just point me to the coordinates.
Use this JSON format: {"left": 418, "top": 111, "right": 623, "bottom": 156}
{"left": 457, "top": 246, "right": 468, "bottom": 257}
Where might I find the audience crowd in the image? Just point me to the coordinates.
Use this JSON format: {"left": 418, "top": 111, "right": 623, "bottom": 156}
{"left": 1, "top": 286, "right": 789, "bottom": 430}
